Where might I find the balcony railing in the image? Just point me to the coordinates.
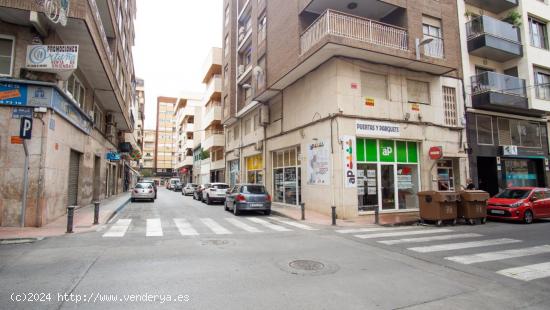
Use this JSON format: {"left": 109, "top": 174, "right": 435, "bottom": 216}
{"left": 300, "top": 10, "right": 408, "bottom": 55}
{"left": 466, "top": 16, "right": 520, "bottom": 43}
{"left": 205, "top": 129, "right": 224, "bottom": 140}
{"left": 88, "top": 0, "right": 113, "bottom": 64}
{"left": 471, "top": 72, "right": 526, "bottom": 97}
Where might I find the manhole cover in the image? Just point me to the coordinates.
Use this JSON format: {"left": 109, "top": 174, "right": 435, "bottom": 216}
{"left": 289, "top": 260, "right": 325, "bottom": 271}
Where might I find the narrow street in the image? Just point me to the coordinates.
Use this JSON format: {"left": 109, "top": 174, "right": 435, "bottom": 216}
{"left": 1, "top": 188, "right": 549, "bottom": 309}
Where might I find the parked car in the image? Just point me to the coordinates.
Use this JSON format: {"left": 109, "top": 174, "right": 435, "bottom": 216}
{"left": 173, "top": 181, "right": 183, "bottom": 192}
{"left": 182, "top": 183, "right": 198, "bottom": 196}
{"left": 131, "top": 182, "right": 156, "bottom": 202}
{"left": 487, "top": 187, "right": 550, "bottom": 224}
{"left": 193, "top": 184, "right": 210, "bottom": 201}
{"left": 202, "top": 183, "right": 230, "bottom": 204}
{"left": 225, "top": 184, "right": 271, "bottom": 216}
{"left": 140, "top": 180, "right": 157, "bottom": 199}
{"left": 167, "top": 178, "right": 180, "bottom": 190}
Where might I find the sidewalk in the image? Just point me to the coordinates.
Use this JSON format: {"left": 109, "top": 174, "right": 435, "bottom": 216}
{"left": 271, "top": 204, "right": 419, "bottom": 227}
{"left": 0, "top": 193, "right": 131, "bottom": 240}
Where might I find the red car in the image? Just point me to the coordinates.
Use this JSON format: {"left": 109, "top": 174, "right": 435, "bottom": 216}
{"left": 487, "top": 187, "right": 550, "bottom": 224}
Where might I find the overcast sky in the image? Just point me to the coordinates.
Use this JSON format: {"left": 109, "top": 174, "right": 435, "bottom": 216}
{"left": 133, "top": 0, "right": 223, "bottom": 129}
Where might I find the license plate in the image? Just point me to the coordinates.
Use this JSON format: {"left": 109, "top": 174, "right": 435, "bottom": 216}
{"left": 491, "top": 210, "right": 505, "bottom": 215}
{"left": 250, "top": 203, "right": 263, "bottom": 208}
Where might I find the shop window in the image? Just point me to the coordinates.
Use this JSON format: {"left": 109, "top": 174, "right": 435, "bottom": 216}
{"left": 476, "top": 114, "right": 493, "bottom": 145}
{"left": 361, "top": 72, "right": 387, "bottom": 99}
{"left": 246, "top": 154, "right": 263, "bottom": 184}
{"left": 437, "top": 160, "right": 455, "bottom": 191}
{"left": 504, "top": 159, "right": 539, "bottom": 188}
{"left": 407, "top": 80, "right": 430, "bottom": 104}
{"left": 273, "top": 147, "right": 301, "bottom": 205}
{"left": 0, "top": 36, "right": 15, "bottom": 76}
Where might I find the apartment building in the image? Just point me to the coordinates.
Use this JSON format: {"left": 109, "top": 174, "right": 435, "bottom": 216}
{"left": 174, "top": 93, "right": 202, "bottom": 184}
{"left": 457, "top": 0, "right": 550, "bottom": 196}
{"left": 0, "top": 0, "right": 137, "bottom": 227}
{"left": 155, "top": 96, "right": 177, "bottom": 179}
{"left": 135, "top": 78, "right": 145, "bottom": 153}
{"left": 123, "top": 77, "right": 145, "bottom": 178}
{"left": 222, "top": 0, "right": 467, "bottom": 220}
{"left": 142, "top": 129, "right": 156, "bottom": 176}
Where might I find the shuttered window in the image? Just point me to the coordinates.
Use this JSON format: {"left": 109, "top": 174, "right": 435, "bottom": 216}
{"left": 443, "top": 87, "right": 457, "bottom": 126}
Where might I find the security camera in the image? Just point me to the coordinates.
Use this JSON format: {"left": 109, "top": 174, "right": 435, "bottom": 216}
{"left": 242, "top": 83, "right": 252, "bottom": 89}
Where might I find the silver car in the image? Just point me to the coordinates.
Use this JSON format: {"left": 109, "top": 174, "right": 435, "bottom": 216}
{"left": 182, "top": 183, "right": 198, "bottom": 196}
{"left": 131, "top": 182, "right": 156, "bottom": 202}
{"left": 224, "top": 184, "right": 272, "bottom": 216}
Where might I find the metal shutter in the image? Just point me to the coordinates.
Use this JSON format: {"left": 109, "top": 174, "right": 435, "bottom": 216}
{"left": 67, "top": 150, "right": 80, "bottom": 206}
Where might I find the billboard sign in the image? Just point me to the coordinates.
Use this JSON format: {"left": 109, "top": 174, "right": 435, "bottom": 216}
{"left": 26, "top": 45, "right": 78, "bottom": 71}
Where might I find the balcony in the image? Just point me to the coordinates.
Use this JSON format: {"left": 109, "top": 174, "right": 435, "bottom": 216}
{"left": 466, "top": 16, "right": 522, "bottom": 62}
{"left": 184, "top": 123, "right": 195, "bottom": 133}
{"left": 203, "top": 130, "right": 225, "bottom": 151}
{"left": 464, "top": 0, "right": 518, "bottom": 14}
{"left": 205, "top": 75, "right": 222, "bottom": 102}
{"left": 470, "top": 72, "right": 542, "bottom": 117}
{"left": 181, "top": 157, "right": 193, "bottom": 167}
{"left": 211, "top": 159, "right": 226, "bottom": 171}
{"left": 184, "top": 140, "right": 194, "bottom": 150}
{"left": 203, "top": 105, "right": 222, "bottom": 129}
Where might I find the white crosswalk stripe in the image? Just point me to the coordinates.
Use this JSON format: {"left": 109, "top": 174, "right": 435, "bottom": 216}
{"left": 225, "top": 218, "right": 262, "bottom": 233}
{"left": 497, "top": 262, "right": 550, "bottom": 282}
{"left": 408, "top": 238, "right": 521, "bottom": 253}
{"left": 336, "top": 227, "right": 413, "bottom": 234}
{"left": 200, "top": 218, "right": 232, "bottom": 235}
{"left": 174, "top": 218, "right": 199, "bottom": 236}
{"left": 247, "top": 218, "right": 292, "bottom": 232}
{"left": 146, "top": 218, "right": 163, "bottom": 237}
{"left": 268, "top": 217, "right": 318, "bottom": 231}
{"left": 446, "top": 245, "right": 550, "bottom": 265}
{"left": 103, "top": 219, "right": 132, "bottom": 237}
{"left": 378, "top": 233, "right": 483, "bottom": 245}
{"left": 355, "top": 228, "right": 452, "bottom": 239}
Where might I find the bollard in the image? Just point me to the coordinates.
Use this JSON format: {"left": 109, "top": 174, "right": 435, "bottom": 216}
{"left": 93, "top": 201, "right": 100, "bottom": 225}
{"left": 67, "top": 206, "right": 75, "bottom": 233}
{"left": 374, "top": 207, "right": 380, "bottom": 225}
{"left": 331, "top": 206, "right": 336, "bottom": 226}
{"left": 300, "top": 202, "right": 305, "bottom": 221}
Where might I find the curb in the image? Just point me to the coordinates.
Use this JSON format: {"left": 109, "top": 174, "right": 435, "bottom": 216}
{"left": 270, "top": 208, "right": 297, "bottom": 220}
{"left": 106, "top": 197, "right": 131, "bottom": 224}
{"left": 0, "top": 237, "right": 44, "bottom": 244}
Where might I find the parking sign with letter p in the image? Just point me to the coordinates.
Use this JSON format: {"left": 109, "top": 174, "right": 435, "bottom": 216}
{"left": 20, "top": 117, "right": 33, "bottom": 140}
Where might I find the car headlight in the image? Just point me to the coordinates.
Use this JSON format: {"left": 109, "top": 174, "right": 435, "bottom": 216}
{"left": 510, "top": 201, "right": 523, "bottom": 208}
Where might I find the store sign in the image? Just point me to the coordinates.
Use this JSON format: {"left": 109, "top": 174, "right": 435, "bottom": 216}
{"left": 27, "top": 86, "right": 53, "bottom": 107}
{"left": 342, "top": 136, "right": 357, "bottom": 188}
{"left": 379, "top": 140, "right": 396, "bottom": 162}
{"left": 26, "top": 45, "right": 78, "bottom": 71}
{"left": 0, "top": 82, "right": 28, "bottom": 106}
{"left": 33, "top": 0, "right": 71, "bottom": 26}
{"left": 307, "top": 140, "right": 330, "bottom": 185}
{"left": 106, "top": 151, "right": 121, "bottom": 161}
{"left": 11, "top": 107, "right": 33, "bottom": 119}
{"left": 356, "top": 120, "right": 400, "bottom": 137}
{"left": 429, "top": 146, "right": 443, "bottom": 160}
{"left": 502, "top": 145, "right": 518, "bottom": 156}
{"left": 51, "top": 89, "right": 92, "bottom": 134}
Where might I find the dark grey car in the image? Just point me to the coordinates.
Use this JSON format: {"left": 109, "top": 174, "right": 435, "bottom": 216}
{"left": 224, "top": 184, "right": 271, "bottom": 216}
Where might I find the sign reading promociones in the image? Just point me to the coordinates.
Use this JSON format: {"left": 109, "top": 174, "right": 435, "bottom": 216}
{"left": 356, "top": 120, "right": 400, "bottom": 137}
{"left": 26, "top": 45, "right": 78, "bottom": 71}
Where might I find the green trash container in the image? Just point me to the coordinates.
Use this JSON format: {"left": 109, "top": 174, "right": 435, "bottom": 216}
{"left": 418, "top": 191, "right": 459, "bottom": 226}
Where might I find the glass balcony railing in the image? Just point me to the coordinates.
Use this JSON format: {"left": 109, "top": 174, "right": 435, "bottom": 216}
{"left": 471, "top": 72, "right": 526, "bottom": 97}
{"left": 466, "top": 16, "right": 520, "bottom": 43}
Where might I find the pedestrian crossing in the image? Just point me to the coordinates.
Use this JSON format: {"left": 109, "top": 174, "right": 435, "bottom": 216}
{"left": 102, "top": 216, "right": 316, "bottom": 238}
{"left": 337, "top": 226, "right": 550, "bottom": 283}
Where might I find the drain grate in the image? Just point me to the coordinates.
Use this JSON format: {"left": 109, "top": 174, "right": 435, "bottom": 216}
{"left": 289, "top": 260, "right": 325, "bottom": 271}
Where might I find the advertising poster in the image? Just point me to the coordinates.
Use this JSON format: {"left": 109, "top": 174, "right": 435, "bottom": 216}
{"left": 307, "top": 140, "right": 330, "bottom": 185}
{"left": 342, "top": 135, "right": 357, "bottom": 188}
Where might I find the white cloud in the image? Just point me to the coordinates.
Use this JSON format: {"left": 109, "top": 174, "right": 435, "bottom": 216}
{"left": 133, "top": 0, "right": 222, "bottom": 129}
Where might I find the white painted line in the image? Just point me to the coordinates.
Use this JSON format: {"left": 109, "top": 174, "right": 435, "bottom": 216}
{"left": 409, "top": 238, "right": 521, "bottom": 253}
{"left": 497, "top": 262, "right": 550, "bottom": 281}
{"left": 268, "top": 217, "right": 318, "bottom": 231}
{"left": 247, "top": 217, "right": 292, "bottom": 232}
{"left": 355, "top": 229, "right": 453, "bottom": 239}
{"left": 379, "top": 233, "right": 483, "bottom": 245}
{"left": 200, "top": 218, "right": 232, "bottom": 235}
{"left": 336, "top": 227, "right": 414, "bottom": 234}
{"left": 446, "top": 245, "right": 550, "bottom": 265}
{"left": 225, "top": 218, "right": 262, "bottom": 233}
{"left": 174, "top": 218, "right": 199, "bottom": 236}
{"left": 146, "top": 218, "right": 163, "bottom": 237}
{"left": 102, "top": 219, "right": 132, "bottom": 237}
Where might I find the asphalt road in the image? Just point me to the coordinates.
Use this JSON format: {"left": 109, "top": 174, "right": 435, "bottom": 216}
{"left": 1, "top": 188, "right": 549, "bottom": 309}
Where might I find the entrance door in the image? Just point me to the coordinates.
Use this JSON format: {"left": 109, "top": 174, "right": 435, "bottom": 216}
{"left": 67, "top": 150, "right": 81, "bottom": 206}
{"left": 477, "top": 157, "right": 499, "bottom": 196}
{"left": 380, "top": 164, "right": 396, "bottom": 210}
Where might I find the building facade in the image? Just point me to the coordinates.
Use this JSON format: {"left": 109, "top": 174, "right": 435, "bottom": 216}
{"left": 222, "top": 0, "right": 468, "bottom": 219}
{"left": 155, "top": 96, "right": 177, "bottom": 180}
{"left": 142, "top": 129, "right": 156, "bottom": 176}
{"left": 0, "top": 0, "right": 138, "bottom": 227}
{"left": 174, "top": 94, "right": 202, "bottom": 184}
{"left": 458, "top": 0, "right": 550, "bottom": 196}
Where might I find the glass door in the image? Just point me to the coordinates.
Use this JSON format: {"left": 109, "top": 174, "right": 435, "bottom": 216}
{"left": 380, "top": 164, "right": 396, "bottom": 210}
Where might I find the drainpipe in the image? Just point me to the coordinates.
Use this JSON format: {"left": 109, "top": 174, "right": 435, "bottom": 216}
{"left": 35, "top": 113, "right": 48, "bottom": 227}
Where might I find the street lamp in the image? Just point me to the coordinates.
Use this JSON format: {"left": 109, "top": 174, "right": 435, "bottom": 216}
{"left": 415, "top": 37, "right": 434, "bottom": 60}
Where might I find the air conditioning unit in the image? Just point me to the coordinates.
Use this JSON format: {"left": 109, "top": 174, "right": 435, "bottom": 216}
{"left": 254, "top": 141, "right": 263, "bottom": 151}
{"left": 106, "top": 124, "right": 116, "bottom": 138}
{"left": 238, "top": 65, "right": 245, "bottom": 76}
{"left": 260, "top": 105, "right": 269, "bottom": 125}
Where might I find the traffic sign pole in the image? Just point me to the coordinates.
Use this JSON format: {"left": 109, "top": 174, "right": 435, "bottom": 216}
{"left": 21, "top": 140, "right": 29, "bottom": 227}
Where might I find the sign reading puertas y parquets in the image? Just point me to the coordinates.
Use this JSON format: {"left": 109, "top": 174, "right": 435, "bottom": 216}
{"left": 26, "top": 45, "right": 78, "bottom": 71}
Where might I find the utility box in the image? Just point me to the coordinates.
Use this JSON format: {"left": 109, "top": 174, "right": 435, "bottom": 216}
{"left": 418, "top": 191, "right": 459, "bottom": 225}
{"left": 458, "top": 190, "right": 490, "bottom": 224}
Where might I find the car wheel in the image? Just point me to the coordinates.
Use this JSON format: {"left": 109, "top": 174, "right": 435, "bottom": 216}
{"left": 224, "top": 201, "right": 229, "bottom": 211}
{"left": 206, "top": 195, "right": 211, "bottom": 205}
{"left": 233, "top": 204, "right": 240, "bottom": 216}
{"left": 523, "top": 210, "right": 534, "bottom": 224}
{"left": 264, "top": 209, "right": 271, "bottom": 216}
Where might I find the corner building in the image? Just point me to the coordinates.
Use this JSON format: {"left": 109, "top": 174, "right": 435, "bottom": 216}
{"left": 222, "top": 0, "right": 468, "bottom": 220}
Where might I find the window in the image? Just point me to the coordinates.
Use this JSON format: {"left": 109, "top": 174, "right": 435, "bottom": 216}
{"left": 443, "top": 87, "right": 457, "bottom": 126}
{"left": 67, "top": 74, "right": 86, "bottom": 107}
{"left": 529, "top": 17, "right": 548, "bottom": 49}
{"left": 253, "top": 113, "right": 259, "bottom": 131}
{"left": 93, "top": 103, "right": 105, "bottom": 132}
{"left": 224, "top": 35, "right": 229, "bottom": 57}
{"left": 422, "top": 16, "right": 444, "bottom": 58}
{"left": 0, "top": 36, "right": 14, "bottom": 76}
{"left": 476, "top": 114, "right": 493, "bottom": 145}
{"left": 534, "top": 67, "right": 550, "bottom": 100}
{"left": 361, "top": 72, "right": 387, "bottom": 99}
{"left": 407, "top": 80, "right": 430, "bottom": 104}
{"left": 224, "top": 5, "right": 230, "bottom": 27}
{"left": 258, "top": 13, "right": 267, "bottom": 44}
{"left": 257, "top": 57, "right": 266, "bottom": 91}
{"left": 499, "top": 118, "right": 542, "bottom": 148}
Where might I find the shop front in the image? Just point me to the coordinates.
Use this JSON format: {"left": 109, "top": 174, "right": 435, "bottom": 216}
{"left": 272, "top": 146, "right": 302, "bottom": 206}
{"left": 245, "top": 154, "right": 263, "bottom": 184}
{"left": 356, "top": 139, "right": 420, "bottom": 212}
{"left": 228, "top": 159, "right": 240, "bottom": 185}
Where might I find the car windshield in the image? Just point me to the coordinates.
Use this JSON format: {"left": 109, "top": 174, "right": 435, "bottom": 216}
{"left": 136, "top": 183, "right": 151, "bottom": 189}
{"left": 242, "top": 185, "right": 267, "bottom": 194}
{"left": 495, "top": 189, "right": 531, "bottom": 199}
{"left": 212, "top": 184, "right": 229, "bottom": 189}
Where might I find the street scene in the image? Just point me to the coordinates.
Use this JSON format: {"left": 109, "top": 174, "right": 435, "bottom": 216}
{"left": 2, "top": 0, "right": 550, "bottom": 309}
